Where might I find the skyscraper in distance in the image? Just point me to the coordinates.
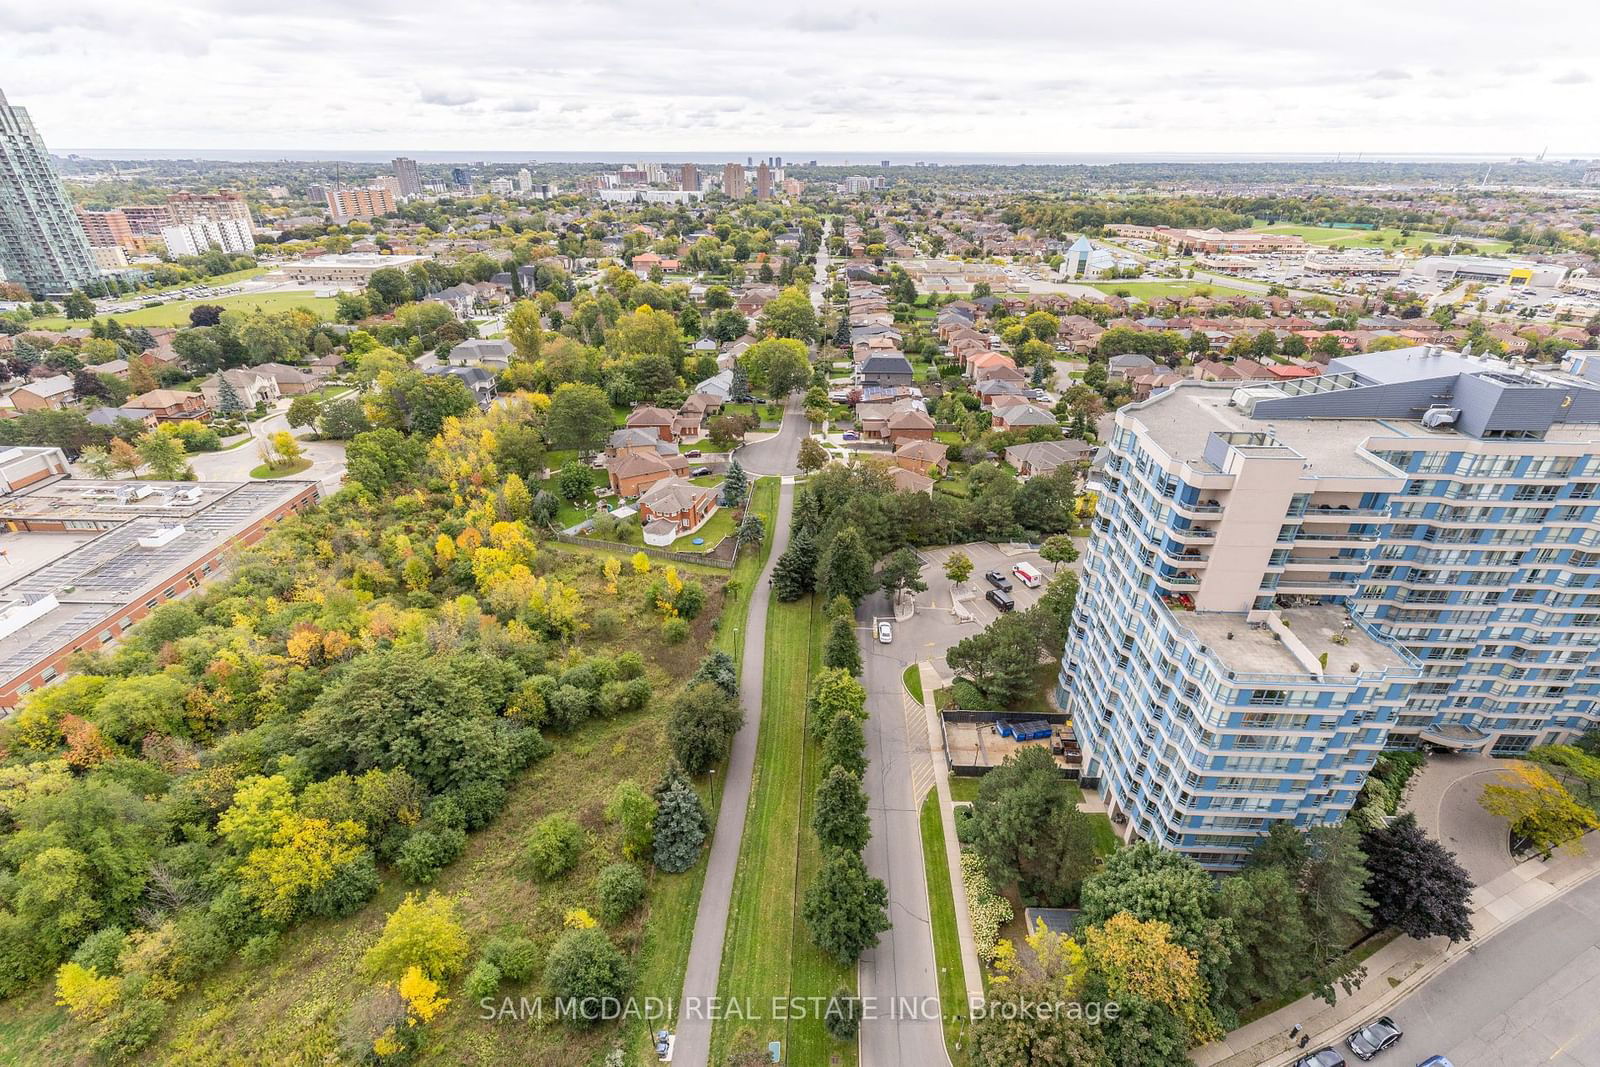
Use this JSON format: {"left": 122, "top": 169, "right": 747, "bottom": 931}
{"left": 392, "top": 157, "right": 421, "bottom": 198}
{"left": 680, "top": 163, "right": 700, "bottom": 192}
{"left": 0, "top": 88, "right": 99, "bottom": 295}
{"left": 755, "top": 162, "right": 772, "bottom": 200}
{"left": 723, "top": 162, "right": 746, "bottom": 199}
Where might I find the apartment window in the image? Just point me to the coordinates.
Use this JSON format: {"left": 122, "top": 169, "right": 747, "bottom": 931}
{"left": 1248, "top": 689, "right": 1289, "bottom": 706}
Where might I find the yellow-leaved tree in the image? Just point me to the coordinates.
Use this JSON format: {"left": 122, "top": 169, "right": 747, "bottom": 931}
{"left": 54, "top": 962, "right": 122, "bottom": 1021}
{"left": 362, "top": 891, "right": 470, "bottom": 982}
{"left": 1081, "top": 912, "right": 1218, "bottom": 1043}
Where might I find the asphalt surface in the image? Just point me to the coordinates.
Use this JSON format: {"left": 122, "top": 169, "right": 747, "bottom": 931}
{"left": 1385, "top": 870, "right": 1600, "bottom": 1065}
{"left": 732, "top": 398, "right": 811, "bottom": 476}
{"left": 671, "top": 477, "right": 796, "bottom": 1067}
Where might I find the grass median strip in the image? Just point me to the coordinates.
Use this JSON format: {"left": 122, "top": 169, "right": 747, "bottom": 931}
{"left": 921, "top": 788, "right": 972, "bottom": 1062}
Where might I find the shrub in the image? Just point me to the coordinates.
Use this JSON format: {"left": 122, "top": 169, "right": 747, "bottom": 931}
{"left": 674, "top": 582, "right": 706, "bottom": 620}
{"left": 87, "top": 979, "right": 167, "bottom": 1063}
{"left": 395, "top": 825, "right": 468, "bottom": 884}
{"left": 824, "top": 986, "right": 862, "bottom": 1040}
{"left": 481, "top": 933, "right": 540, "bottom": 983}
{"left": 543, "top": 929, "right": 629, "bottom": 1027}
{"left": 239, "top": 931, "right": 280, "bottom": 966}
{"left": 661, "top": 617, "right": 689, "bottom": 644}
{"left": 596, "top": 863, "right": 647, "bottom": 924}
{"left": 953, "top": 804, "right": 977, "bottom": 846}
{"left": 525, "top": 814, "right": 584, "bottom": 880}
{"left": 70, "top": 927, "right": 126, "bottom": 975}
{"left": 464, "top": 959, "right": 503, "bottom": 1001}
{"left": 960, "top": 850, "right": 1013, "bottom": 962}
{"left": 544, "top": 684, "right": 594, "bottom": 731}
{"left": 615, "top": 651, "right": 646, "bottom": 680}
{"left": 362, "top": 892, "right": 470, "bottom": 982}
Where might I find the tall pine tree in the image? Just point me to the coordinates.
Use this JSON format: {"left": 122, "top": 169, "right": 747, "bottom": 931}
{"left": 652, "top": 763, "right": 709, "bottom": 874}
{"left": 772, "top": 527, "right": 818, "bottom": 601}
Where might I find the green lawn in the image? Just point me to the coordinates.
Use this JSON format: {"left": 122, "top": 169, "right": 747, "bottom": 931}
{"left": 921, "top": 790, "right": 973, "bottom": 1062}
{"left": 25, "top": 290, "right": 338, "bottom": 330}
{"left": 247, "top": 457, "right": 312, "bottom": 478}
{"left": 903, "top": 664, "right": 924, "bottom": 705}
{"left": 670, "top": 501, "right": 736, "bottom": 551}
{"left": 139, "top": 265, "right": 268, "bottom": 296}
{"left": 712, "top": 478, "right": 779, "bottom": 663}
{"left": 711, "top": 593, "right": 856, "bottom": 1066}
{"left": 1248, "top": 223, "right": 1512, "bottom": 255}
{"left": 949, "top": 777, "right": 981, "bottom": 804}
{"left": 1083, "top": 280, "right": 1255, "bottom": 301}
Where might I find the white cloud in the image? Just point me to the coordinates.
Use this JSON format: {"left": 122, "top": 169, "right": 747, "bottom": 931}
{"left": 1, "top": 0, "right": 1596, "bottom": 154}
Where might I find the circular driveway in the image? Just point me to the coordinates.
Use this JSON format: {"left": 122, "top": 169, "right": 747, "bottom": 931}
{"left": 1406, "top": 755, "right": 1518, "bottom": 884}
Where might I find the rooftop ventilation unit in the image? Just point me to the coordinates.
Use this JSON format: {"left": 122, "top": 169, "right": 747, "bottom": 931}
{"left": 137, "top": 524, "right": 186, "bottom": 549}
{"left": 1421, "top": 406, "right": 1460, "bottom": 429}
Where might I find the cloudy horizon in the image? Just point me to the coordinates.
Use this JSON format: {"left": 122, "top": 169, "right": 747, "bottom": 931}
{"left": 5, "top": 0, "right": 1599, "bottom": 156}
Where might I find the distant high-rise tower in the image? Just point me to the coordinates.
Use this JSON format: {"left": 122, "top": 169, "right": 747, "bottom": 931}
{"left": 755, "top": 162, "right": 772, "bottom": 200}
{"left": 680, "top": 163, "right": 700, "bottom": 192}
{"left": 517, "top": 167, "right": 532, "bottom": 193}
{"left": 392, "top": 157, "right": 421, "bottom": 198}
{"left": 0, "top": 89, "right": 99, "bottom": 296}
{"left": 450, "top": 167, "right": 470, "bottom": 188}
{"left": 723, "top": 162, "right": 747, "bottom": 199}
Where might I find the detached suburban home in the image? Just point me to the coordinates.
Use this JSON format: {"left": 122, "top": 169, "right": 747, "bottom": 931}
{"left": 252, "top": 362, "right": 322, "bottom": 395}
{"left": 201, "top": 368, "right": 280, "bottom": 411}
{"left": 606, "top": 430, "right": 691, "bottom": 496}
{"left": 626, "top": 405, "right": 679, "bottom": 442}
{"left": 450, "top": 338, "right": 514, "bottom": 368}
{"left": 857, "top": 352, "right": 915, "bottom": 389}
{"left": 886, "top": 409, "right": 935, "bottom": 446}
{"left": 8, "top": 374, "right": 75, "bottom": 412}
{"left": 128, "top": 389, "right": 209, "bottom": 421}
{"left": 638, "top": 478, "right": 719, "bottom": 545}
{"left": 893, "top": 439, "right": 949, "bottom": 476}
{"left": 1005, "top": 439, "right": 1093, "bottom": 478}
{"left": 991, "top": 403, "right": 1058, "bottom": 432}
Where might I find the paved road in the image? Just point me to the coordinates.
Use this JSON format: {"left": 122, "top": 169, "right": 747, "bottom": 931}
{"left": 1387, "top": 871, "right": 1600, "bottom": 1065}
{"left": 858, "top": 586, "right": 949, "bottom": 1067}
{"left": 673, "top": 436, "right": 802, "bottom": 1066}
{"left": 733, "top": 396, "right": 810, "bottom": 476}
{"left": 185, "top": 403, "right": 347, "bottom": 495}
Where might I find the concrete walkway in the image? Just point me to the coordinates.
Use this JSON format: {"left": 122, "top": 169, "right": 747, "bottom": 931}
{"left": 671, "top": 479, "right": 795, "bottom": 1067}
{"left": 1193, "top": 828, "right": 1600, "bottom": 1067}
{"left": 917, "top": 660, "right": 985, "bottom": 1005}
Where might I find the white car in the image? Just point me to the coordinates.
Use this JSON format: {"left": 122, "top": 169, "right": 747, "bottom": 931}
{"left": 877, "top": 622, "right": 893, "bottom": 644}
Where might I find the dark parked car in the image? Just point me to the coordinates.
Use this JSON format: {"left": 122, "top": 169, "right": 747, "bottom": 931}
{"left": 684, "top": 449, "right": 702, "bottom": 458}
{"left": 1293, "top": 1049, "right": 1345, "bottom": 1067}
{"left": 986, "top": 589, "right": 1015, "bottom": 612}
{"left": 1345, "top": 1017, "right": 1402, "bottom": 1061}
{"left": 984, "top": 569, "right": 1013, "bottom": 591}
{"left": 691, "top": 466, "right": 712, "bottom": 477}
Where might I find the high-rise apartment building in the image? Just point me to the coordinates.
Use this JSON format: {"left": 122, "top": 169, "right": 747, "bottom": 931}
{"left": 1063, "top": 347, "right": 1600, "bottom": 870}
{"left": 324, "top": 186, "right": 396, "bottom": 223}
{"left": 722, "top": 163, "right": 747, "bottom": 199}
{"left": 755, "top": 163, "right": 772, "bottom": 200}
{"left": 161, "top": 216, "right": 254, "bottom": 256}
{"left": 392, "top": 157, "right": 422, "bottom": 198}
{"left": 121, "top": 204, "right": 176, "bottom": 236}
{"left": 166, "top": 191, "right": 251, "bottom": 228}
{"left": 76, "top": 208, "right": 138, "bottom": 251}
{"left": 680, "top": 163, "right": 700, "bottom": 192}
{"left": 517, "top": 167, "right": 532, "bottom": 193}
{"left": 0, "top": 89, "right": 99, "bottom": 296}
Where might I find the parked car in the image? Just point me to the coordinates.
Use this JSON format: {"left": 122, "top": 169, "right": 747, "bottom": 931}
{"left": 1345, "top": 1017, "right": 1402, "bottom": 1061}
{"left": 1415, "top": 1058, "right": 1454, "bottom": 1067}
{"left": 684, "top": 449, "right": 702, "bottom": 458}
{"left": 984, "top": 569, "right": 1013, "bottom": 591}
{"left": 692, "top": 466, "right": 712, "bottom": 476}
{"left": 877, "top": 621, "right": 893, "bottom": 644}
{"left": 842, "top": 431, "right": 859, "bottom": 441}
{"left": 986, "top": 589, "right": 1015, "bottom": 612}
{"left": 1293, "top": 1049, "right": 1345, "bottom": 1067}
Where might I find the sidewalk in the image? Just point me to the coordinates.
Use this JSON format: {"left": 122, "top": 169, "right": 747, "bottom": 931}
{"left": 1192, "top": 829, "right": 1600, "bottom": 1067}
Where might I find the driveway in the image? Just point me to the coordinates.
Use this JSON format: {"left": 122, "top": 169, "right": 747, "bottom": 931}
{"left": 185, "top": 405, "right": 347, "bottom": 496}
{"left": 672, "top": 480, "right": 796, "bottom": 1067}
{"left": 732, "top": 396, "right": 806, "bottom": 476}
{"left": 1407, "top": 755, "right": 1518, "bottom": 885}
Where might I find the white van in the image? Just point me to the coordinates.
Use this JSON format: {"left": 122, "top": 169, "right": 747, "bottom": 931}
{"left": 1012, "top": 561, "right": 1043, "bottom": 588}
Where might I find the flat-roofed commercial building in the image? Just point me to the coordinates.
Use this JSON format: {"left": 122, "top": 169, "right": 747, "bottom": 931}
{"left": 1064, "top": 347, "right": 1600, "bottom": 868}
{"left": 0, "top": 472, "right": 319, "bottom": 712}
{"left": 271, "top": 252, "right": 425, "bottom": 287}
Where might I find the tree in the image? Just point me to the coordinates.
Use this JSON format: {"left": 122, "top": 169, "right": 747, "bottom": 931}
{"left": 1301, "top": 823, "right": 1374, "bottom": 986}
{"left": 596, "top": 862, "right": 647, "bottom": 924}
{"left": 822, "top": 706, "right": 867, "bottom": 778}
{"left": 802, "top": 848, "right": 889, "bottom": 963}
{"left": 543, "top": 928, "right": 629, "bottom": 1026}
{"left": 1081, "top": 912, "right": 1217, "bottom": 1044}
{"left": 1480, "top": 763, "right": 1600, "bottom": 859}
{"left": 812, "top": 766, "right": 870, "bottom": 852}
{"left": 771, "top": 526, "right": 818, "bottom": 601}
{"left": 1039, "top": 535, "right": 1079, "bottom": 572}
{"left": 758, "top": 287, "right": 819, "bottom": 343}
{"left": 78, "top": 445, "right": 114, "bottom": 479}
{"left": 188, "top": 303, "right": 224, "bottom": 327}
{"left": 1215, "top": 866, "right": 1312, "bottom": 1013}
{"left": 947, "top": 612, "right": 1042, "bottom": 706}
{"left": 971, "top": 747, "right": 1099, "bottom": 906}
{"left": 135, "top": 430, "right": 188, "bottom": 481}
{"left": 729, "top": 363, "right": 752, "bottom": 402}
{"left": 797, "top": 436, "right": 829, "bottom": 473}
{"left": 547, "top": 382, "right": 613, "bottom": 457}
{"left": 606, "top": 781, "right": 657, "bottom": 861}
{"left": 944, "top": 551, "right": 973, "bottom": 586}
{"left": 362, "top": 892, "right": 469, "bottom": 982}
{"left": 737, "top": 513, "right": 764, "bottom": 548}
{"left": 63, "top": 291, "right": 94, "bottom": 320}
{"left": 877, "top": 547, "right": 927, "bottom": 602}
{"left": 215, "top": 375, "right": 245, "bottom": 416}
{"left": 743, "top": 337, "right": 811, "bottom": 396}
{"left": 286, "top": 394, "right": 324, "bottom": 430}
{"left": 365, "top": 370, "right": 477, "bottom": 439}
{"left": 822, "top": 616, "right": 861, "bottom": 675}
{"left": 720, "top": 459, "right": 749, "bottom": 508}
{"left": 653, "top": 764, "right": 709, "bottom": 873}
{"left": 817, "top": 528, "right": 873, "bottom": 605}
{"left": 1361, "top": 813, "right": 1475, "bottom": 943}
{"left": 269, "top": 430, "right": 303, "bottom": 467}
{"left": 667, "top": 682, "right": 744, "bottom": 775}
{"left": 557, "top": 460, "right": 591, "bottom": 503}
{"left": 525, "top": 813, "right": 584, "bottom": 880}
{"left": 505, "top": 299, "right": 544, "bottom": 361}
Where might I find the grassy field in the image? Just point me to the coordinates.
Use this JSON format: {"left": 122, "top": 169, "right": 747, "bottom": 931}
{"left": 0, "top": 547, "right": 735, "bottom": 1066}
{"left": 710, "top": 592, "right": 857, "bottom": 1066}
{"left": 711, "top": 478, "right": 779, "bottom": 664}
{"left": 25, "top": 290, "right": 338, "bottom": 330}
{"left": 1082, "top": 280, "right": 1255, "bottom": 301}
{"left": 921, "top": 790, "right": 972, "bottom": 1062}
{"left": 1248, "top": 222, "right": 1512, "bottom": 255}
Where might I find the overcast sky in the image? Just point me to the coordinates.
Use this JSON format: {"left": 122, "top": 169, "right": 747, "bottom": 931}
{"left": 5, "top": 0, "right": 1598, "bottom": 157}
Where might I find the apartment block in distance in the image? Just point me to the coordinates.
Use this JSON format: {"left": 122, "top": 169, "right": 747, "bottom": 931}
{"left": 0, "top": 449, "right": 319, "bottom": 713}
{"left": 722, "top": 162, "right": 747, "bottom": 199}
{"left": 392, "top": 156, "right": 422, "bottom": 198}
{"left": 325, "top": 185, "right": 396, "bottom": 223}
{"left": 0, "top": 88, "right": 100, "bottom": 296}
{"left": 1062, "top": 346, "right": 1600, "bottom": 869}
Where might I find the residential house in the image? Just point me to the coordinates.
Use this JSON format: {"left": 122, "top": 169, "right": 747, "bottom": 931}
{"left": 886, "top": 465, "right": 935, "bottom": 495}
{"left": 886, "top": 409, "right": 935, "bottom": 446}
{"left": 695, "top": 369, "right": 735, "bottom": 402}
{"left": 637, "top": 478, "right": 719, "bottom": 546}
{"left": 424, "top": 365, "right": 497, "bottom": 409}
{"left": 128, "top": 389, "right": 209, "bottom": 421}
{"left": 606, "top": 430, "right": 690, "bottom": 496}
{"left": 626, "top": 405, "right": 678, "bottom": 442}
{"left": 858, "top": 352, "right": 915, "bottom": 388}
{"left": 893, "top": 439, "right": 949, "bottom": 476}
{"left": 856, "top": 398, "right": 924, "bottom": 440}
{"left": 85, "top": 406, "right": 158, "bottom": 431}
{"left": 976, "top": 379, "right": 1029, "bottom": 407}
{"left": 991, "top": 403, "right": 1058, "bottom": 431}
{"left": 201, "top": 369, "right": 280, "bottom": 412}
{"left": 1107, "top": 353, "right": 1157, "bottom": 379}
{"left": 253, "top": 362, "right": 321, "bottom": 395}
{"left": 309, "top": 352, "right": 345, "bottom": 378}
{"left": 9, "top": 374, "right": 75, "bottom": 412}
{"left": 450, "top": 338, "right": 514, "bottom": 368}
{"left": 1005, "top": 440, "right": 1093, "bottom": 478}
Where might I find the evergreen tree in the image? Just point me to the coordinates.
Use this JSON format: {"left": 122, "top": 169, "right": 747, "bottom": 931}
{"left": 832, "top": 317, "right": 850, "bottom": 348}
{"left": 1361, "top": 813, "right": 1475, "bottom": 943}
{"left": 817, "top": 528, "right": 873, "bottom": 605}
{"left": 737, "top": 513, "right": 764, "bottom": 548}
{"left": 730, "top": 363, "right": 752, "bottom": 402}
{"left": 812, "top": 766, "right": 870, "bottom": 852}
{"left": 1215, "top": 867, "right": 1312, "bottom": 1013}
{"left": 652, "top": 763, "right": 709, "bottom": 874}
{"left": 822, "top": 616, "right": 861, "bottom": 675}
{"left": 721, "top": 459, "right": 748, "bottom": 508}
{"left": 802, "top": 848, "right": 889, "bottom": 964}
{"left": 217, "top": 376, "right": 245, "bottom": 415}
{"left": 771, "top": 527, "right": 818, "bottom": 601}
